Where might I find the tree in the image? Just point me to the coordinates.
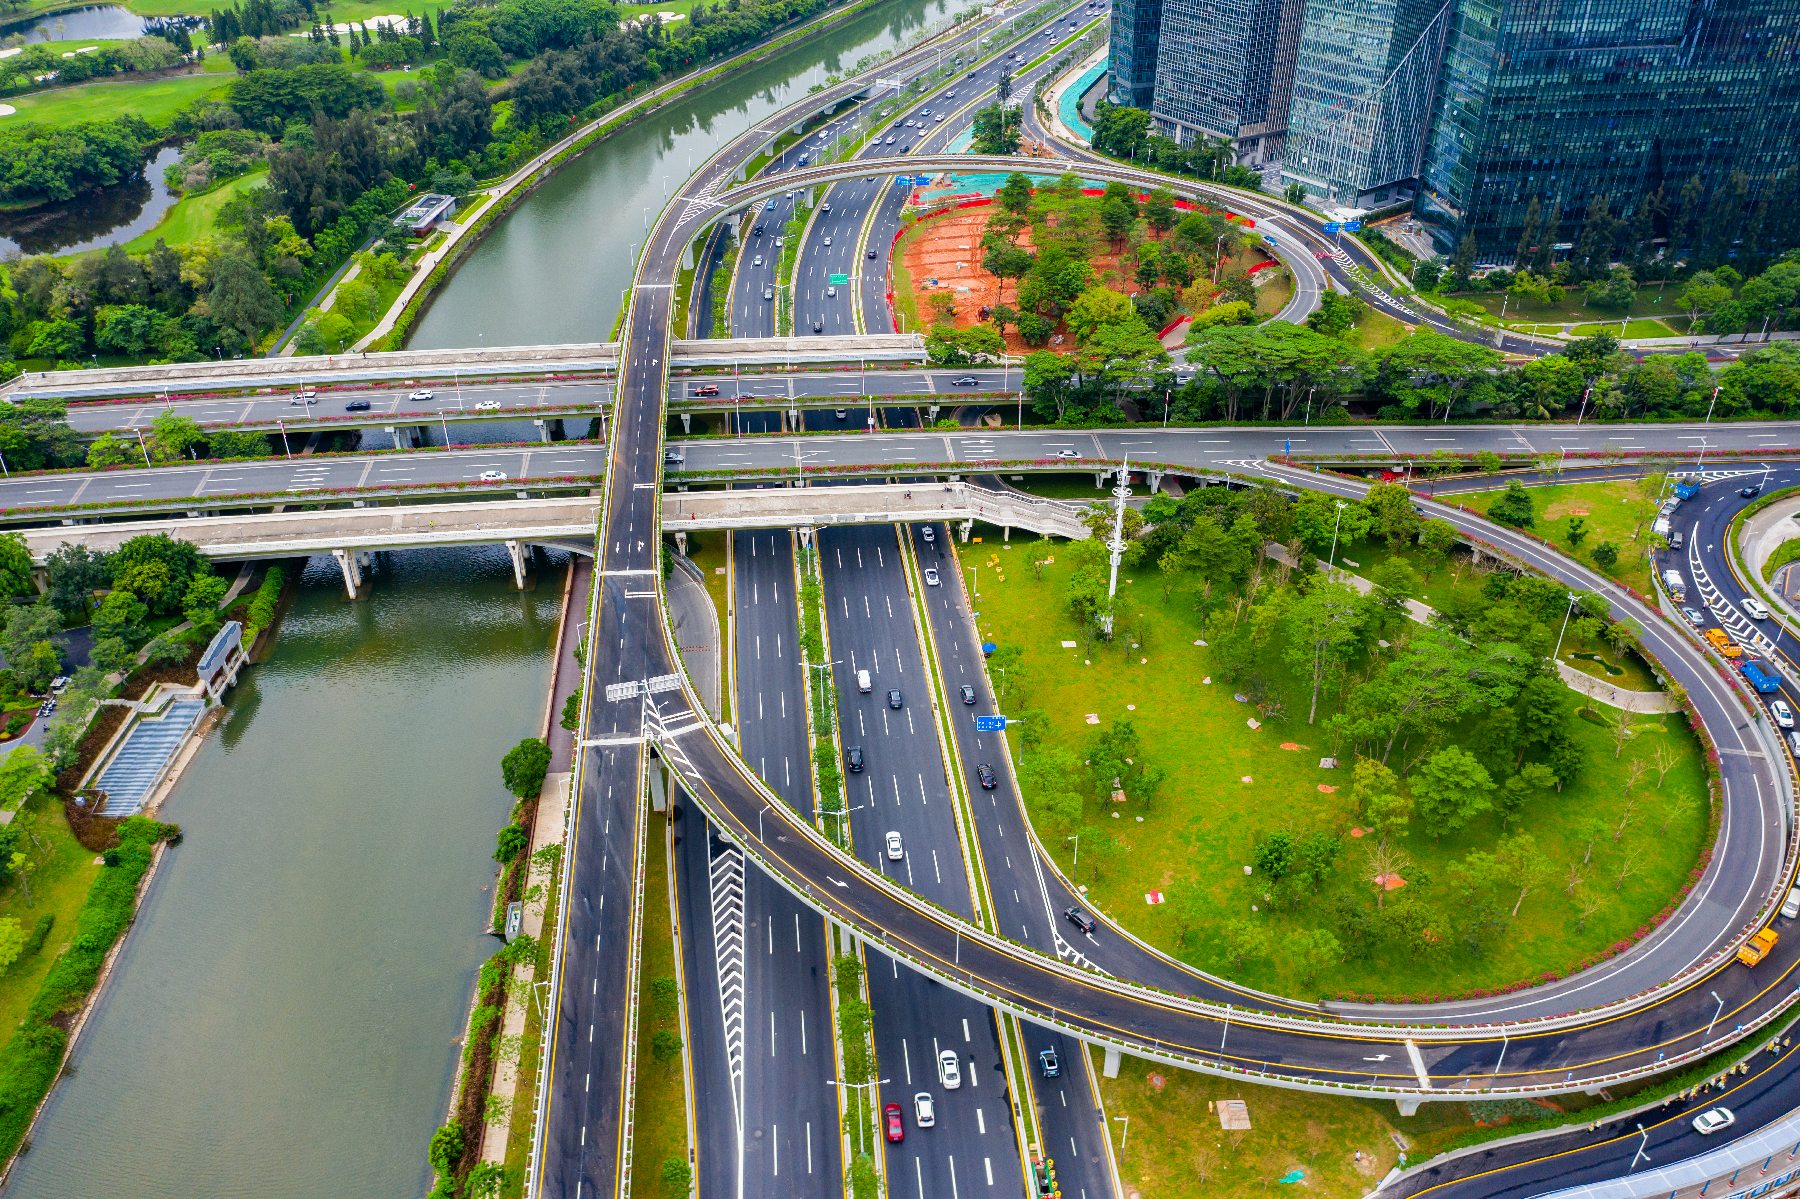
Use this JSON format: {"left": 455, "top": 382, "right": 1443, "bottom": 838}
{"left": 1294, "top": 928, "right": 1340, "bottom": 985}
{"left": 1218, "top": 918, "right": 1272, "bottom": 971}
{"left": 1296, "top": 831, "right": 1341, "bottom": 892}
{"left": 142, "top": 634, "right": 188, "bottom": 667}
{"left": 1591, "top": 541, "right": 1619, "bottom": 570}
{"left": 1, "top": 602, "right": 59, "bottom": 673}
{"left": 90, "top": 636, "right": 135, "bottom": 677}
{"left": 1281, "top": 581, "right": 1365, "bottom": 723}
{"left": 114, "top": 533, "right": 207, "bottom": 613}
{"left": 0, "top": 533, "right": 31, "bottom": 599}
{"left": 998, "top": 172, "right": 1032, "bottom": 215}
{"left": 560, "top": 688, "right": 583, "bottom": 732}
{"left": 1252, "top": 828, "right": 1296, "bottom": 879}
{"left": 495, "top": 822, "right": 528, "bottom": 863}
{"left": 1368, "top": 331, "right": 1501, "bottom": 419}
{"left": 1495, "top": 830, "right": 1548, "bottom": 916}
{"left": 1565, "top": 516, "right": 1588, "bottom": 546}
{"left": 0, "top": 745, "right": 52, "bottom": 812}
{"left": 1497, "top": 761, "right": 1556, "bottom": 830}
{"left": 92, "top": 589, "right": 149, "bottom": 646}
{"left": 182, "top": 573, "right": 231, "bottom": 631}
{"left": 1410, "top": 746, "right": 1496, "bottom": 840}
{"left": 501, "top": 737, "right": 552, "bottom": 800}
{"left": 1142, "top": 187, "right": 1177, "bottom": 234}
{"left": 207, "top": 253, "right": 285, "bottom": 346}
{"left": 970, "top": 102, "right": 1021, "bottom": 155}
{"left": 1066, "top": 285, "right": 1133, "bottom": 341}
{"left": 1362, "top": 838, "right": 1411, "bottom": 911}
{"left": 1487, "top": 481, "right": 1537, "bottom": 527}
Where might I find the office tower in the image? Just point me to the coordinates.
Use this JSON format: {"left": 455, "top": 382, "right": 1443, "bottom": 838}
{"left": 1147, "top": 0, "right": 1305, "bottom": 164}
{"left": 1109, "top": 0, "right": 1164, "bottom": 109}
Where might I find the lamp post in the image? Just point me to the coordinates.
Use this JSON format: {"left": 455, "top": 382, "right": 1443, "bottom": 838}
{"left": 1705, "top": 989, "right": 1725, "bottom": 1040}
{"left": 1629, "top": 1123, "right": 1651, "bottom": 1171}
{"left": 826, "top": 1078, "right": 890, "bottom": 1157}
{"left": 134, "top": 427, "right": 153, "bottom": 467}
{"left": 275, "top": 419, "right": 292, "bottom": 460}
{"left": 1113, "top": 1116, "right": 1130, "bottom": 1165}
{"left": 1551, "top": 592, "right": 1579, "bottom": 660}
{"left": 1705, "top": 386, "right": 1720, "bottom": 422}
{"left": 1326, "top": 500, "right": 1348, "bottom": 569}
{"left": 1065, "top": 834, "right": 1079, "bottom": 867}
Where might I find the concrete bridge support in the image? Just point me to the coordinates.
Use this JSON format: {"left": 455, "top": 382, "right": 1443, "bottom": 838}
{"left": 1102, "top": 1046, "right": 1121, "bottom": 1078}
{"left": 533, "top": 419, "right": 552, "bottom": 444}
{"left": 958, "top": 520, "right": 973, "bottom": 542}
{"left": 1146, "top": 469, "right": 1163, "bottom": 493}
{"left": 505, "top": 540, "right": 529, "bottom": 590}
{"left": 679, "top": 413, "right": 691, "bottom": 434}
{"left": 331, "top": 548, "right": 372, "bottom": 599}
{"left": 674, "top": 531, "right": 687, "bottom": 556}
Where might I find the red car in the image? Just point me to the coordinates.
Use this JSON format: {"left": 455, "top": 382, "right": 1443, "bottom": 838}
{"left": 695, "top": 384, "right": 720, "bottom": 396}
{"left": 884, "top": 1103, "right": 905, "bottom": 1143}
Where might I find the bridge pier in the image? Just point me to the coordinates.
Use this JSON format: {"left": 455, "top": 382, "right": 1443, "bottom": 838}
{"left": 680, "top": 412, "right": 692, "bottom": 434}
{"left": 927, "top": 404, "right": 940, "bottom": 423}
{"left": 1396, "top": 1097, "right": 1422, "bottom": 1117}
{"left": 958, "top": 520, "right": 973, "bottom": 543}
{"left": 1102, "top": 1046, "right": 1120, "bottom": 1078}
{"left": 1146, "top": 469, "right": 1164, "bottom": 492}
{"left": 384, "top": 426, "right": 405, "bottom": 450}
{"left": 1094, "top": 471, "right": 1107, "bottom": 489}
{"left": 533, "top": 419, "right": 551, "bottom": 444}
{"left": 674, "top": 531, "right": 687, "bottom": 556}
{"left": 331, "top": 548, "right": 371, "bottom": 600}
{"left": 505, "top": 540, "right": 531, "bottom": 590}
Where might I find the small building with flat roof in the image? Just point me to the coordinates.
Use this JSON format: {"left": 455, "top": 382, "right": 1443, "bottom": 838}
{"left": 394, "top": 193, "right": 457, "bottom": 237}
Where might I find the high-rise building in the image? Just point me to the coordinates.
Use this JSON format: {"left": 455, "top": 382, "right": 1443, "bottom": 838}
{"left": 1410, "top": 0, "right": 1800, "bottom": 262}
{"left": 1108, "top": 0, "right": 1164, "bottom": 109}
{"left": 1173, "top": 0, "right": 1800, "bottom": 262}
{"left": 1281, "top": 0, "right": 1454, "bottom": 210}
{"left": 1147, "top": 0, "right": 1305, "bottom": 164}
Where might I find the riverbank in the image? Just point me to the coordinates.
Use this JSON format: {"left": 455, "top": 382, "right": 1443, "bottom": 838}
{"left": 2, "top": 548, "right": 564, "bottom": 1199}
{"left": 365, "top": 0, "right": 935, "bottom": 354}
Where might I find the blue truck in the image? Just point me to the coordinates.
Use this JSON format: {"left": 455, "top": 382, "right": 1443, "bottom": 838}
{"left": 1674, "top": 479, "right": 1702, "bottom": 500}
{"left": 1742, "top": 658, "right": 1782, "bottom": 693}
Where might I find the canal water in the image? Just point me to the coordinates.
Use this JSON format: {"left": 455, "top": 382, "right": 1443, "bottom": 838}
{"left": 3, "top": 547, "right": 566, "bottom": 1199}
{"left": 0, "top": 145, "right": 182, "bottom": 258}
{"left": 408, "top": 0, "right": 975, "bottom": 350}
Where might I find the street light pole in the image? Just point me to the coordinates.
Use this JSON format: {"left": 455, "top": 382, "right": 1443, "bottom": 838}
{"left": 275, "top": 420, "right": 291, "bottom": 460}
{"left": 1102, "top": 457, "right": 1131, "bottom": 635}
{"left": 1630, "top": 1124, "right": 1651, "bottom": 1171}
{"left": 1065, "top": 834, "right": 1078, "bottom": 868}
{"left": 136, "top": 427, "right": 153, "bottom": 467}
{"left": 1706, "top": 989, "right": 1724, "bottom": 1040}
{"left": 1327, "top": 501, "right": 1348, "bottom": 569}
{"left": 1551, "top": 591, "right": 1579, "bottom": 660}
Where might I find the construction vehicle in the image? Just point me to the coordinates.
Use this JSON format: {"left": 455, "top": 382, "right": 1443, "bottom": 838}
{"left": 1738, "top": 927, "right": 1779, "bottom": 967}
{"left": 1674, "top": 479, "right": 1702, "bottom": 501}
{"left": 1706, "top": 628, "right": 1744, "bottom": 658}
{"left": 1742, "top": 659, "right": 1782, "bottom": 693}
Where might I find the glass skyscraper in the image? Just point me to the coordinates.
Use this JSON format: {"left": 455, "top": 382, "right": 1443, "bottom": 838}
{"left": 1109, "top": 0, "right": 1165, "bottom": 109}
{"left": 1147, "top": 0, "right": 1305, "bottom": 164}
{"left": 1168, "top": 0, "right": 1800, "bottom": 261}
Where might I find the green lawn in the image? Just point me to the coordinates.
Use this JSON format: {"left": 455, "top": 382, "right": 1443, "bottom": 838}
{"left": 633, "top": 813, "right": 691, "bottom": 1197}
{"left": 1350, "top": 306, "right": 1413, "bottom": 350}
{"left": 1436, "top": 477, "right": 1661, "bottom": 598}
{"left": 1, "top": 71, "right": 229, "bottom": 128}
{"left": 968, "top": 532, "right": 1710, "bottom": 1001}
{"left": 1454, "top": 287, "right": 1689, "bottom": 330}
{"left": 0, "top": 791, "right": 103, "bottom": 1039}
{"left": 109, "top": 170, "right": 268, "bottom": 256}
{"left": 1569, "top": 319, "right": 1679, "bottom": 338}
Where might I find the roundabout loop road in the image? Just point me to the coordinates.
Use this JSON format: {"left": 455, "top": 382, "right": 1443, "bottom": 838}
{"left": 532, "top": 22, "right": 1799, "bottom": 1195}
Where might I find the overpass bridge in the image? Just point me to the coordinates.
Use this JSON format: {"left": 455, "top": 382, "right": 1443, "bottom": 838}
{"left": 18, "top": 482, "right": 1090, "bottom": 594}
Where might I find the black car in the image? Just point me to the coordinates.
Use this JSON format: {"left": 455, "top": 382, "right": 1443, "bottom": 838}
{"left": 950, "top": 376, "right": 980, "bottom": 386}
{"left": 887, "top": 688, "right": 903, "bottom": 709}
{"left": 867, "top": 248, "right": 878, "bottom": 259}
{"left": 752, "top": 223, "right": 764, "bottom": 236}
{"left": 1064, "top": 906, "right": 1096, "bottom": 934}
{"left": 847, "top": 745, "right": 864, "bottom": 773}
{"left": 959, "top": 684, "right": 976, "bottom": 704}
{"left": 1039, "top": 1048, "right": 1060, "bottom": 1077}
{"left": 1740, "top": 484, "right": 1763, "bottom": 498}
{"left": 344, "top": 399, "right": 371, "bottom": 411}
{"left": 813, "top": 322, "right": 824, "bottom": 333}
{"left": 976, "top": 762, "right": 997, "bottom": 789}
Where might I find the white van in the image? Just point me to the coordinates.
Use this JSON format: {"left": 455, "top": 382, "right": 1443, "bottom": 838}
{"left": 857, "top": 669, "right": 872, "bottom": 693}
{"left": 1784, "top": 887, "right": 1800, "bottom": 920}
{"left": 1652, "top": 516, "right": 1672, "bottom": 538}
{"left": 1662, "top": 569, "right": 1686, "bottom": 600}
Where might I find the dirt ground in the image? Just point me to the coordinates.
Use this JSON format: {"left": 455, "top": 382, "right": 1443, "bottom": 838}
{"left": 901, "top": 207, "right": 1151, "bottom": 353}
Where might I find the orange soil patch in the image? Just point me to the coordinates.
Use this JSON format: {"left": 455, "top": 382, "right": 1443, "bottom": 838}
{"left": 900, "top": 206, "right": 1153, "bottom": 354}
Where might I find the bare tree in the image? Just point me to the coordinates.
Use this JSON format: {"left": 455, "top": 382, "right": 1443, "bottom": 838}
{"left": 1651, "top": 743, "right": 1676, "bottom": 788}
{"left": 1191, "top": 1147, "right": 1219, "bottom": 1189}
{"left": 1575, "top": 887, "right": 1608, "bottom": 930}
{"left": 1363, "top": 838, "right": 1412, "bottom": 912}
{"left": 1563, "top": 859, "right": 1586, "bottom": 895}
{"left": 1657, "top": 791, "right": 1697, "bottom": 834}
{"left": 1614, "top": 844, "right": 1646, "bottom": 891}
{"left": 1608, "top": 708, "right": 1633, "bottom": 759}
{"left": 1612, "top": 795, "right": 1638, "bottom": 843}
{"left": 1623, "top": 758, "right": 1648, "bottom": 794}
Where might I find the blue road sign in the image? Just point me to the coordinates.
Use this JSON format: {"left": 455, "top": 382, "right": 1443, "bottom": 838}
{"left": 1322, "top": 222, "right": 1341, "bottom": 233}
{"left": 1344, "top": 220, "right": 1363, "bottom": 231}
{"left": 975, "top": 715, "right": 1007, "bottom": 731}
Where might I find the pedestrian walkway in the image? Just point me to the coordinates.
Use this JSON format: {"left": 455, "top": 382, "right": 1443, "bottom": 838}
{"left": 94, "top": 699, "right": 205, "bottom": 816}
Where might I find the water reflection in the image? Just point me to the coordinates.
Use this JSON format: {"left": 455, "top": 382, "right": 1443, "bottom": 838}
{"left": 0, "top": 145, "right": 183, "bottom": 257}
{"left": 0, "top": 5, "right": 149, "bottom": 42}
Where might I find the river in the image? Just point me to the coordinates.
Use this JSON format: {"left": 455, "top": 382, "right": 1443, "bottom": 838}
{"left": 3, "top": 547, "right": 565, "bottom": 1199}
{"left": 408, "top": 0, "right": 974, "bottom": 350}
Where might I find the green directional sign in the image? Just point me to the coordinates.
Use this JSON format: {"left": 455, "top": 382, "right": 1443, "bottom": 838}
{"left": 829, "top": 273, "right": 849, "bottom": 285}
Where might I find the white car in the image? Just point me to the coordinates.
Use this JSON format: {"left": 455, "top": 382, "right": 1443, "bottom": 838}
{"left": 478, "top": 470, "right": 508, "bottom": 482}
{"left": 1742, "top": 597, "right": 1771, "bottom": 620}
{"left": 1773, "top": 699, "right": 1794, "bottom": 729}
{"left": 827, "top": 286, "right": 837, "bottom": 297}
{"left": 1693, "top": 1108, "right": 1735, "bottom": 1135}
{"left": 885, "top": 831, "right": 903, "bottom": 860}
{"left": 924, "top": 567, "right": 940, "bottom": 587}
{"left": 914, "top": 1093, "right": 935, "bottom": 1127}
{"left": 409, "top": 389, "right": 434, "bottom": 401}
{"left": 922, "top": 526, "right": 935, "bottom": 542}
{"left": 753, "top": 254, "right": 764, "bottom": 266}
{"left": 937, "top": 1050, "right": 962, "bottom": 1090}
{"left": 473, "top": 400, "right": 501, "bottom": 412}
{"left": 823, "top": 236, "right": 832, "bottom": 246}
{"left": 1054, "top": 449, "right": 1080, "bottom": 459}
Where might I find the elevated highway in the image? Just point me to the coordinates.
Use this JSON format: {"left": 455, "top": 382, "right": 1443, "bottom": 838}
{"left": 524, "top": 15, "right": 1800, "bottom": 1189}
